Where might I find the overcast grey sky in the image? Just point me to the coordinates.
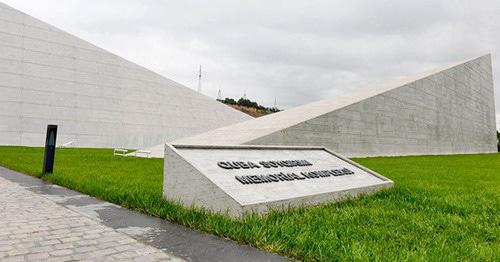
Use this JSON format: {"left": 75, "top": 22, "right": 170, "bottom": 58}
{"left": 4, "top": 0, "right": 500, "bottom": 128}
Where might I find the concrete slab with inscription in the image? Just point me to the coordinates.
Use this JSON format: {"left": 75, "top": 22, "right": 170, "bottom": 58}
{"left": 164, "top": 144, "right": 393, "bottom": 217}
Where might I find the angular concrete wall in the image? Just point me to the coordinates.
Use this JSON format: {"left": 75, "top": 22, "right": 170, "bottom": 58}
{"left": 175, "top": 55, "right": 497, "bottom": 157}
{"left": 0, "top": 3, "right": 250, "bottom": 148}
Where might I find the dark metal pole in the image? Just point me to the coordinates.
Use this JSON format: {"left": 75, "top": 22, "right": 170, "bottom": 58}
{"left": 42, "top": 125, "right": 58, "bottom": 174}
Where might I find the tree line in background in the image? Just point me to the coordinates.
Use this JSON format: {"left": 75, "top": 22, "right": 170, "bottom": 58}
{"left": 217, "top": 97, "right": 281, "bottom": 113}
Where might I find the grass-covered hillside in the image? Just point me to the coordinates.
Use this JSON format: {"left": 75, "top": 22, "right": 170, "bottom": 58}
{"left": 0, "top": 146, "right": 498, "bottom": 261}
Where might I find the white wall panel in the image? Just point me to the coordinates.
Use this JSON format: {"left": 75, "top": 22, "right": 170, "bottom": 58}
{"left": 49, "top": 106, "right": 76, "bottom": 121}
{"left": 0, "top": 86, "right": 21, "bottom": 102}
{"left": 24, "top": 63, "right": 75, "bottom": 82}
{"left": 0, "top": 131, "right": 20, "bottom": 145}
{"left": 21, "top": 132, "right": 48, "bottom": 146}
{"left": 0, "top": 100, "right": 20, "bottom": 117}
{"left": 0, "top": 115, "right": 20, "bottom": 131}
{"left": 21, "top": 89, "right": 53, "bottom": 105}
{"left": 24, "top": 38, "right": 75, "bottom": 58}
{"left": 0, "top": 19, "right": 23, "bottom": 35}
{"left": 49, "top": 93, "right": 77, "bottom": 108}
{"left": 20, "top": 117, "right": 61, "bottom": 133}
{"left": 0, "top": 44, "right": 22, "bottom": 60}
{"left": 21, "top": 103, "right": 51, "bottom": 119}
{"left": 0, "top": 5, "right": 23, "bottom": 23}
{"left": 23, "top": 50, "right": 75, "bottom": 69}
{"left": 23, "top": 15, "right": 51, "bottom": 30}
{"left": 23, "top": 75, "right": 75, "bottom": 94}
{"left": 0, "top": 31, "right": 22, "bottom": 47}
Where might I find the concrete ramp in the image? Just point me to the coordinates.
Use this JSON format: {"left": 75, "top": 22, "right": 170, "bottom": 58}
{"left": 146, "top": 55, "right": 497, "bottom": 158}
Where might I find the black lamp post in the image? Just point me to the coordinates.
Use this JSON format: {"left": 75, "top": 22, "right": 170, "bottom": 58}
{"left": 42, "top": 125, "right": 58, "bottom": 174}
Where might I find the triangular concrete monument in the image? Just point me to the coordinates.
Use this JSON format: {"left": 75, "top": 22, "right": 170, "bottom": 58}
{"left": 0, "top": 3, "right": 250, "bottom": 148}
{"left": 172, "top": 55, "right": 497, "bottom": 157}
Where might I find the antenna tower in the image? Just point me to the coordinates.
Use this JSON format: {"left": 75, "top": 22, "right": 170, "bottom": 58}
{"left": 217, "top": 88, "right": 222, "bottom": 100}
{"left": 197, "top": 65, "right": 202, "bottom": 93}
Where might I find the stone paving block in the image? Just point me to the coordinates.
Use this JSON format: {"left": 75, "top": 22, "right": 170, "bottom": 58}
{"left": 2, "top": 255, "right": 25, "bottom": 262}
{"left": 27, "top": 252, "right": 51, "bottom": 260}
{"left": 29, "top": 245, "right": 53, "bottom": 253}
{"left": 39, "top": 239, "right": 61, "bottom": 246}
{"left": 50, "top": 249, "right": 74, "bottom": 256}
{"left": 0, "top": 176, "right": 182, "bottom": 261}
{"left": 53, "top": 243, "right": 74, "bottom": 250}
{"left": 7, "top": 248, "right": 29, "bottom": 256}
{"left": 59, "top": 236, "right": 80, "bottom": 243}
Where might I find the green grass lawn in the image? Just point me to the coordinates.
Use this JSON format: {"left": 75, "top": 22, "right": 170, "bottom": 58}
{"left": 0, "top": 146, "right": 498, "bottom": 261}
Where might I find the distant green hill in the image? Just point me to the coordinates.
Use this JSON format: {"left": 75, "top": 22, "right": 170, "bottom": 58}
{"left": 217, "top": 97, "right": 280, "bottom": 118}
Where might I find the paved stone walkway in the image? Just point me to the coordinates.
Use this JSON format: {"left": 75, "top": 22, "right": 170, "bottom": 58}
{"left": 0, "top": 176, "right": 183, "bottom": 262}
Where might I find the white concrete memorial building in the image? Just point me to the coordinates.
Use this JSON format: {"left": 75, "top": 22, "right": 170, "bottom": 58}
{"left": 0, "top": 3, "right": 496, "bottom": 157}
{"left": 0, "top": 3, "right": 251, "bottom": 149}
